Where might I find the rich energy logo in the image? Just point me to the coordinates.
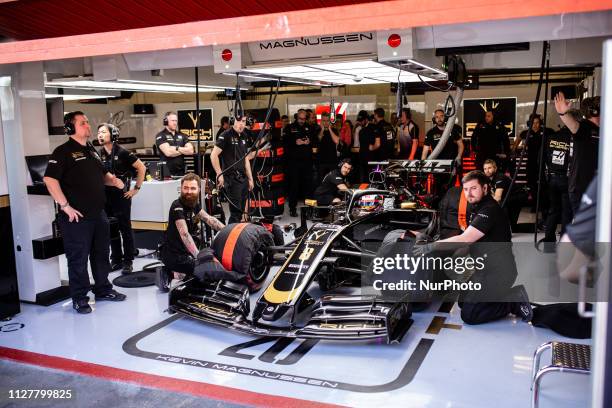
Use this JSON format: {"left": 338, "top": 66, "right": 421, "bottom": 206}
{"left": 259, "top": 33, "right": 374, "bottom": 49}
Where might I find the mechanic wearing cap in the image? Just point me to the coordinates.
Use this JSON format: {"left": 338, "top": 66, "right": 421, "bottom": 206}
{"left": 542, "top": 125, "right": 573, "bottom": 244}
{"left": 357, "top": 110, "right": 378, "bottom": 183}
{"left": 314, "top": 159, "right": 353, "bottom": 206}
{"left": 554, "top": 93, "right": 600, "bottom": 213}
{"left": 43, "top": 111, "right": 127, "bottom": 314}
{"left": 155, "top": 112, "right": 195, "bottom": 176}
{"left": 398, "top": 108, "right": 419, "bottom": 159}
{"left": 415, "top": 170, "right": 532, "bottom": 324}
{"left": 161, "top": 173, "right": 225, "bottom": 279}
{"left": 211, "top": 115, "right": 254, "bottom": 224}
{"left": 283, "top": 109, "right": 314, "bottom": 217}
{"left": 97, "top": 123, "right": 146, "bottom": 274}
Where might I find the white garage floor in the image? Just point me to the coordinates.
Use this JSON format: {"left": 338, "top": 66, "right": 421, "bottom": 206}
{"left": 0, "top": 250, "right": 591, "bottom": 408}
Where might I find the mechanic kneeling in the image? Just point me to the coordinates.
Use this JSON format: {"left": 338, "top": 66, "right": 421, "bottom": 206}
{"left": 160, "top": 173, "right": 225, "bottom": 278}
{"left": 313, "top": 159, "right": 353, "bottom": 206}
{"left": 415, "top": 170, "right": 532, "bottom": 325}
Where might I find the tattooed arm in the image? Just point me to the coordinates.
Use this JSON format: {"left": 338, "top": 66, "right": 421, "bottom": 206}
{"left": 199, "top": 209, "right": 225, "bottom": 232}
{"left": 175, "top": 219, "right": 198, "bottom": 257}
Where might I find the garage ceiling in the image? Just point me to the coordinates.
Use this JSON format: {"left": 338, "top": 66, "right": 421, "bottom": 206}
{"left": 0, "top": 0, "right": 383, "bottom": 41}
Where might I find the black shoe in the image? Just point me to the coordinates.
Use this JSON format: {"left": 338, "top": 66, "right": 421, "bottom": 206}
{"left": 95, "top": 290, "right": 127, "bottom": 302}
{"left": 289, "top": 208, "right": 297, "bottom": 217}
{"left": 511, "top": 285, "right": 533, "bottom": 322}
{"left": 110, "top": 261, "right": 123, "bottom": 271}
{"left": 73, "top": 298, "right": 92, "bottom": 314}
{"left": 121, "top": 262, "right": 133, "bottom": 275}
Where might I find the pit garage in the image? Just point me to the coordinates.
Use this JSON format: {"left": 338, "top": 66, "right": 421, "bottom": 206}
{"left": 0, "top": 1, "right": 611, "bottom": 407}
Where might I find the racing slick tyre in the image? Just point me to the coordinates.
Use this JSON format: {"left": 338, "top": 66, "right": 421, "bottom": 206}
{"left": 212, "top": 223, "right": 275, "bottom": 292}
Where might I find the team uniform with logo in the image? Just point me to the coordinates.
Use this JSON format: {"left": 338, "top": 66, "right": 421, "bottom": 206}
{"left": 155, "top": 128, "right": 190, "bottom": 176}
{"left": 100, "top": 143, "right": 138, "bottom": 267}
{"left": 44, "top": 138, "right": 115, "bottom": 302}
{"left": 314, "top": 168, "right": 348, "bottom": 205}
{"left": 216, "top": 127, "right": 249, "bottom": 224}
{"left": 543, "top": 127, "right": 572, "bottom": 241}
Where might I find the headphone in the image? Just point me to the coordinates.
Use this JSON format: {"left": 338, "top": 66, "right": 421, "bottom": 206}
{"left": 527, "top": 114, "right": 541, "bottom": 129}
{"left": 582, "top": 96, "right": 600, "bottom": 118}
{"left": 162, "top": 111, "right": 175, "bottom": 126}
{"left": 64, "top": 111, "right": 83, "bottom": 135}
{"left": 432, "top": 109, "right": 445, "bottom": 125}
{"left": 99, "top": 123, "right": 120, "bottom": 142}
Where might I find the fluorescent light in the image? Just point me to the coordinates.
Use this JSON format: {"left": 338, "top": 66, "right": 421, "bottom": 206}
{"left": 406, "top": 59, "right": 446, "bottom": 75}
{"left": 222, "top": 72, "right": 324, "bottom": 86}
{"left": 46, "top": 79, "right": 227, "bottom": 93}
{"left": 45, "top": 93, "right": 116, "bottom": 101}
{"left": 244, "top": 59, "right": 438, "bottom": 85}
{"left": 116, "top": 79, "right": 225, "bottom": 90}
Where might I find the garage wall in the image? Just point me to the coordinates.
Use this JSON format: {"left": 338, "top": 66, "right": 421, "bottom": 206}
{"left": 424, "top": 83, "right": 578, "bottom": 139}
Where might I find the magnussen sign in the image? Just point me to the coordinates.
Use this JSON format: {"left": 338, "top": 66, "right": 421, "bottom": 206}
{"left": 249, "top": 32, "right": 376, "bottom": 62}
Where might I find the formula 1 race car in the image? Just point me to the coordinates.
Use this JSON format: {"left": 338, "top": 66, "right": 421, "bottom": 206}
{"left": 168, "top": 160, "right": 457, "bottom": 344}
{"left": 168, "top": 187, "right": 440, "bottom": 344}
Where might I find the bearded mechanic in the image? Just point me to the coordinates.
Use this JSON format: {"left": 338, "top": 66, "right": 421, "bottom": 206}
{"left": 414, "top": 170, "right": 532, "bottom": 325}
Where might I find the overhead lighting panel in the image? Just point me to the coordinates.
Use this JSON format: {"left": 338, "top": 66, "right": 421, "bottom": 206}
{"left": 243, "top": 59, "right": 445, "bottom": 85}
{"left": 45, "top": 78, "right": 228, "bottom": 93}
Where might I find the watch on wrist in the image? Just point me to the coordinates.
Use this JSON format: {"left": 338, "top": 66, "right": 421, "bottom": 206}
{"left": 175, "top": 145, "right": 179, "bottom": 151}
{"left": 59, "top": 202, "right": 69, "bottom": 210}
{"left": 134, "top": 185, "right": 141, "bottom": 190}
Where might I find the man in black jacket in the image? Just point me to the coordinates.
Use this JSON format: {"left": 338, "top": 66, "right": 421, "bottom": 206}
{"left": 283, "top": 110, "right": 314, "bottom": 217}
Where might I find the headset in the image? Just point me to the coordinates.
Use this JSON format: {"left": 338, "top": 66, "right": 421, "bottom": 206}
{"left": 432, "top": 108, "right": 446, "bottom": 125}
{"left": 64, "top": 111, "right": 84, "bottom": 135}
{"left": 582, "top": 96, "right": 600, "bottom": 118}
{"left": 98, "top": 123, "right": 120, "bottom": 142}
{"left": 527, "top": 113, "right": 541, "bottom": 129}
{"left": 162, "top": 111, "right": 175, "bottom": 126}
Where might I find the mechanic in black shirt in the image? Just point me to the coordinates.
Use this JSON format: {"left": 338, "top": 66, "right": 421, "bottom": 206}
{"left": 316, "top": 111, "right": 340, "bottom": 183}
{"left": 161, "top": 173, "right": 225, "bottom": 278}
{"left": 211, "top": 115, "right": 255, "bottom": 224}
{"left": 482, "top": 159, "right": 520, "bottom": 229}
{"left": 356, "top": 110, "right": 375, "bottom": 182}
{"left": 154, "top": 112, "right": 195, "bottom": 176}
{"left": 512, "top": 114, "right": 551, "bottom": 208}
{"left": 43, "top": 111, "right": 127, "bottom": 314}
{"left": 471, "top": 111, "right": 511, "bottom": 171}
{"left": 314, "top": 159, "right": 353, "bottom": 205}
{"left": 554, "top": 92, "right": 600, "bottom": 213}
{"left": 422, "top": 109, "right": 464, "bottom": 164}
{"left": 373, "top": 108, "right": 396, "bottom": 160}
{"left": 97, "top": 123, "right": 146, "bottom": 274}
{"left": 542, "top": 126, "right": 573, "bottom": 243}
{"left": 415, "top": 170, "right": 532, "bottom": 324}
{"left": 283, "top": 109, "right": 314, "bottom": 217}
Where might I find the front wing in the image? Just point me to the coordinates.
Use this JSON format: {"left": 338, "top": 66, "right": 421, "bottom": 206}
{"left": 169, "top": 279, "right": 413, "bottom": 344}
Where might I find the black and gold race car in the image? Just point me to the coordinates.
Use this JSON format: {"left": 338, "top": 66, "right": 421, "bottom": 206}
{"left": 168, "top": 160, "right": 454, "bottom": 343}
